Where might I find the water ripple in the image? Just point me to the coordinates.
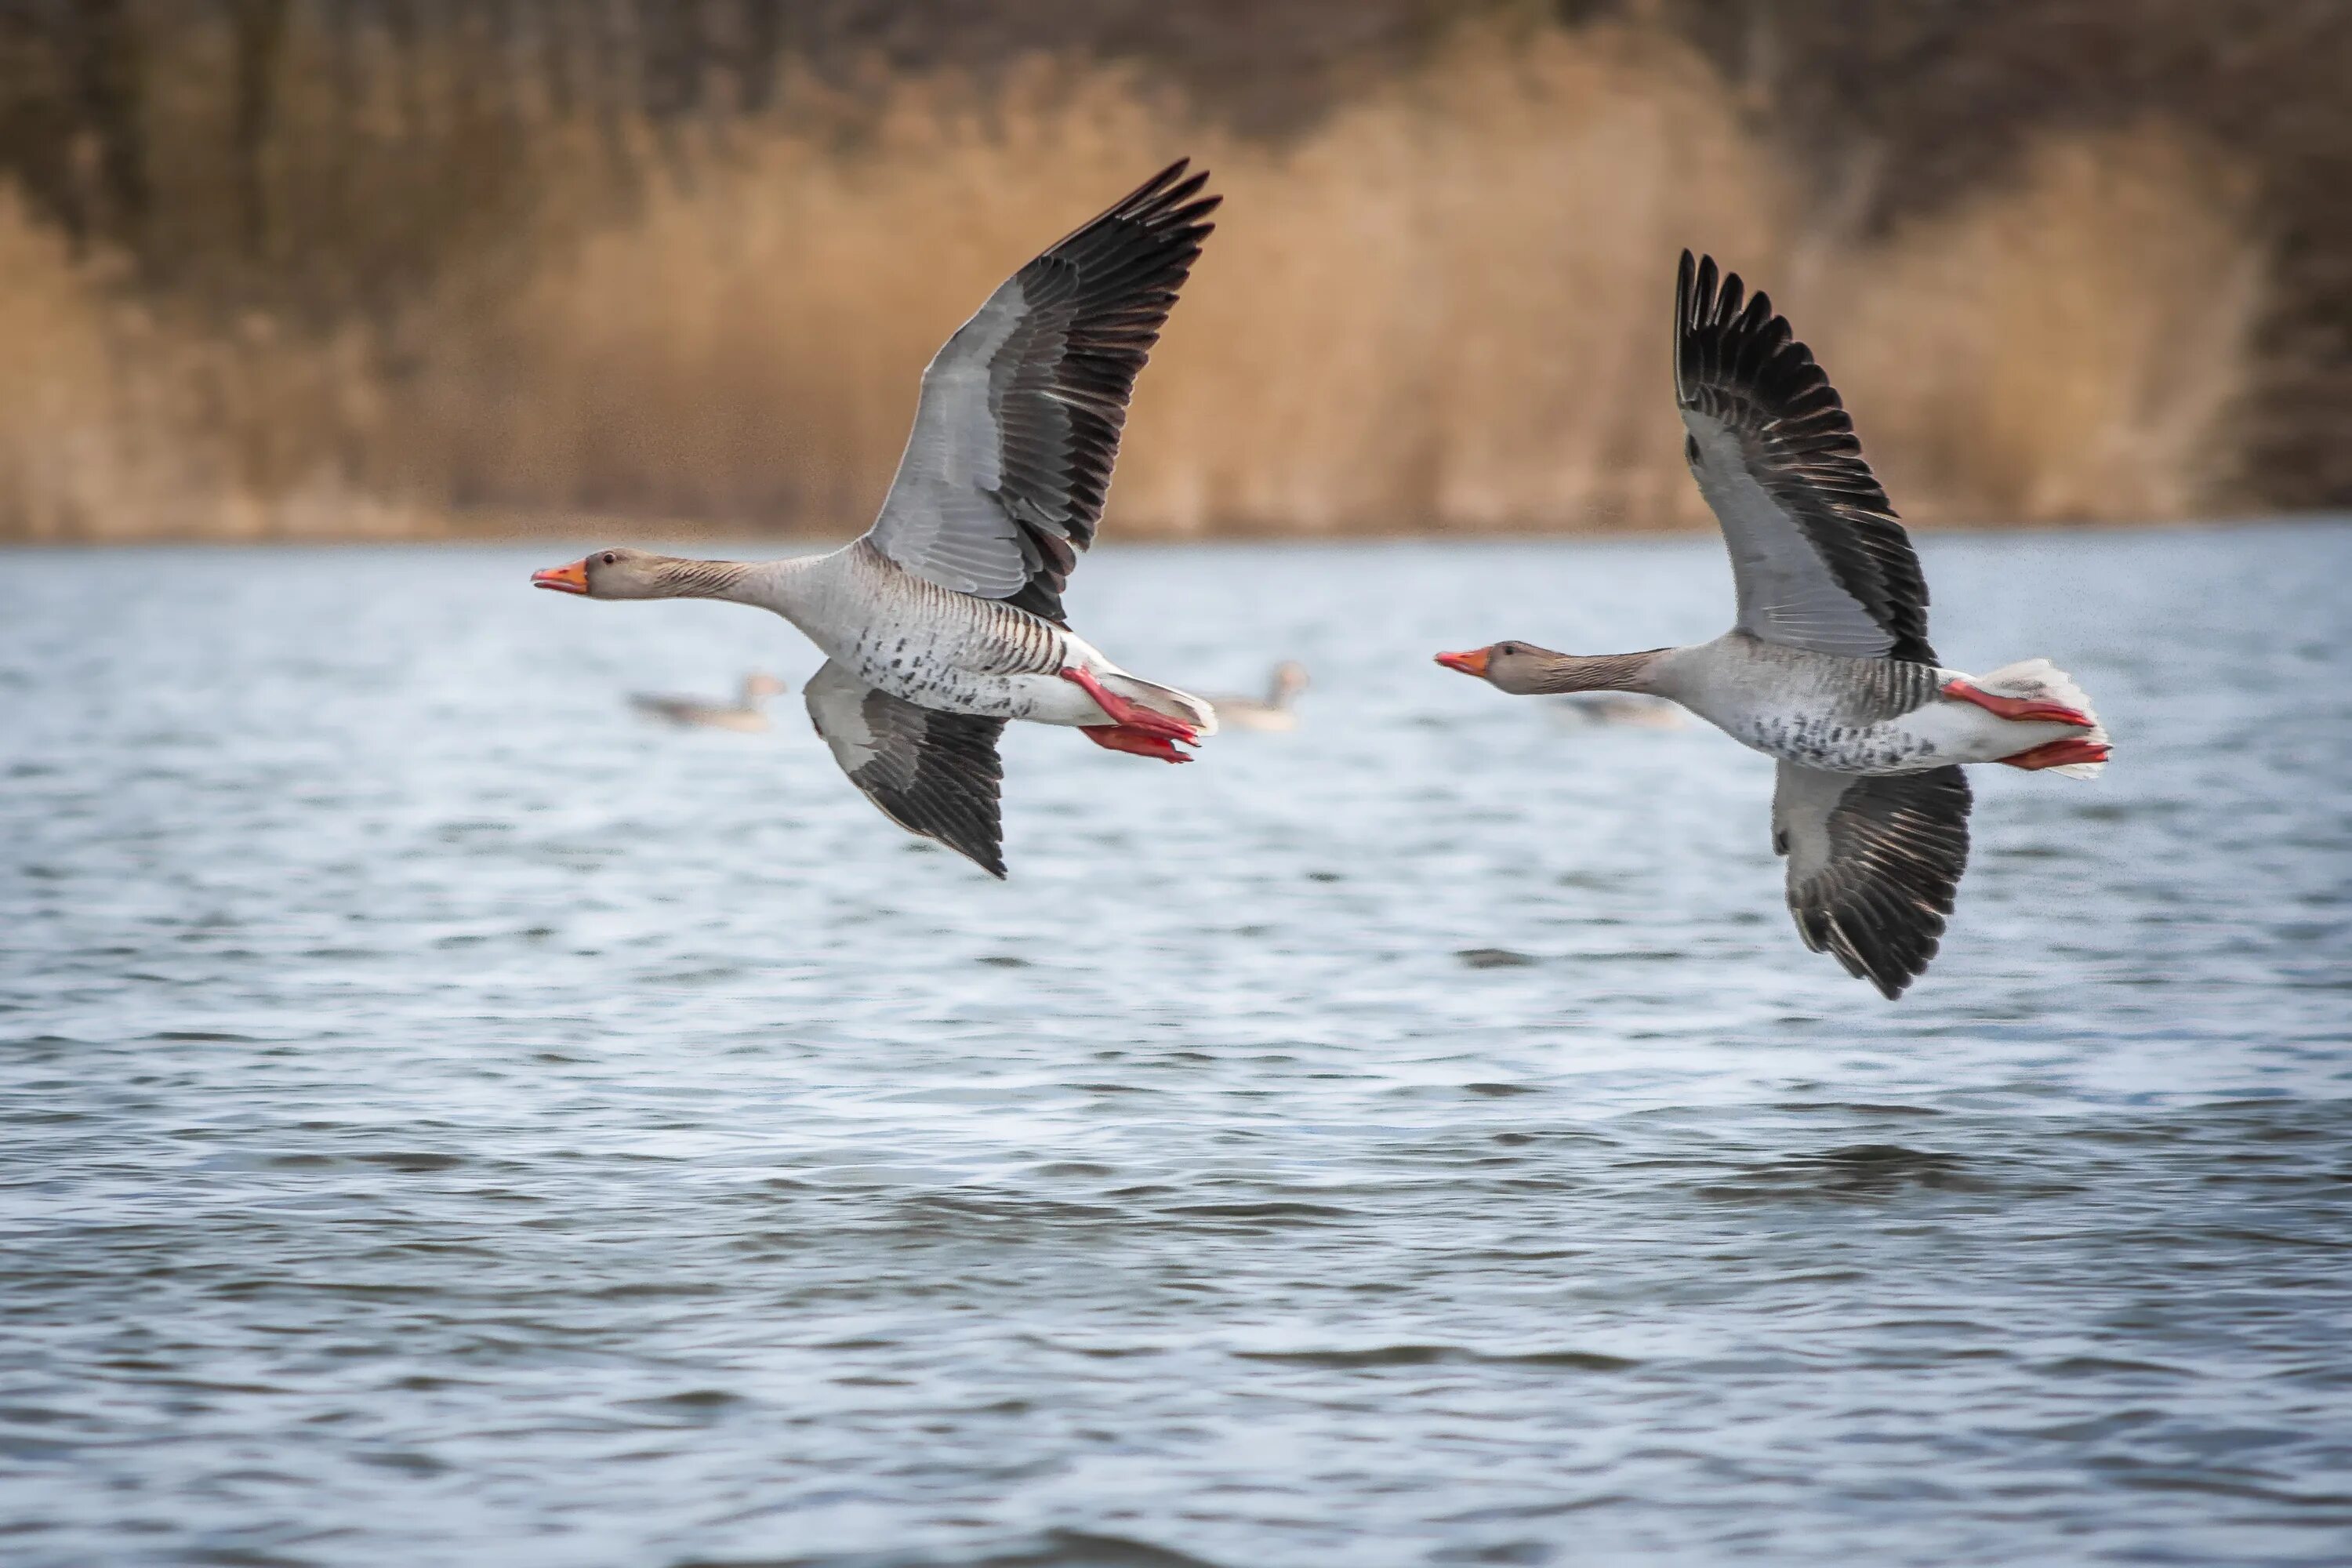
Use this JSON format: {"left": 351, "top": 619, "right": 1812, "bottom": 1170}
{"left": 2, "top": 527, "right": 2350, "bottom": 1566}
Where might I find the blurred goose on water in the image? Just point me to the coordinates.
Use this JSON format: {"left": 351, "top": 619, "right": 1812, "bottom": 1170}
{"left": 1439, "top": 252, "right": 2110, "bottom": 998}
{"left": 533, "top": 161, "right": 1222, "bottom": 877}
{"left": 1546, "top": 692, "right": 1686, "bottom": 730}
{"left": 629, "top": 673, "right": 789, "bottom": 732}
{"left": 1203, "top": 661, "right": 1310, "bottom": 731}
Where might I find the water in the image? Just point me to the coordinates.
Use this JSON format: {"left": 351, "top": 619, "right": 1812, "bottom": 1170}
{"left": 2, "top": 523, "right": 2348, "bottom": 1567}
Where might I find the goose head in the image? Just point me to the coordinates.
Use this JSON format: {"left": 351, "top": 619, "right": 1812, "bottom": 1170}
{"left": 532, "top": 547, "right": 673, "bottom": 599}
{"left": 532, "top": 547, "right": 746, "bottom": 601}
{"left": 1436, "top": 642, "right": 1664, "bottom": 695}
{"left": 1435, "top": 641, "right": 1563, "bottom": 693}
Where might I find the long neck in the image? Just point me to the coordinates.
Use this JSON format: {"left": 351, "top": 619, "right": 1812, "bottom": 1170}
{"left": 655, "top": 554, "right": 822, "bottom": 617}
{"left": 651, "top": 557, "right": 760, "bottom": 600}
{"left": 1519, "top": 648, "right": 1668, "bottom": 695}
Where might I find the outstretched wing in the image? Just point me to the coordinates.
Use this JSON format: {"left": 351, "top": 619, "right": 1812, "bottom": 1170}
{"left": 1773, "top": 763, "right": 1973, "bottom": 999}
{"left": 1676, "top": 251, "right": 1936, "bottom": 664}
{"left": 804, "top": 661, "right": 1009, "bottom": 878}
{"left": 863, "top": 160, "right": 1221, "bottom": 625}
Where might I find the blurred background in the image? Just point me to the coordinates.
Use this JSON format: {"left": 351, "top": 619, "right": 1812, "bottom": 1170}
{"left": 9, "top": 10, "right": 2352, "bottom": 1564}
{"left": 2, "top": 0, "right": 2346, "bottom": 546}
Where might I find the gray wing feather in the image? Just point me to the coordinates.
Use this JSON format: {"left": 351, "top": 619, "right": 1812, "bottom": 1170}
{"left": 1683, "top": 408, "right": 1900, "bottom": 659}
{"left": 1677, "top": 252, "right": 1936, "bottom": 665}
{"left": 804, "top": 660, "right": 1009, "bottom": 878}
{"left": 868, "top": 292, "right": 1030, "bottom": 597}
{"left": 866, "top": 160, "right": 1219, "bottom": 625}
{"left": 1773, "top": 762, "right": 1972, "bottom": 999}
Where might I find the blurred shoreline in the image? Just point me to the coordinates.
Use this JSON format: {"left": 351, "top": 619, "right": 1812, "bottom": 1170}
{"left": 2, "top": 3, "right": 2343, "bottom": 543}
{"left": 2, "top": 510, "right": 2326, "bottom": 553}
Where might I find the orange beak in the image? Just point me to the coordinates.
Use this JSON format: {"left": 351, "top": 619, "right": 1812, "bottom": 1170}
{"left": 532, "top": 558, "right": 590, "bottom": 595}
{"left": 1434, "top": 647, "right": 1491, "bottom": 678}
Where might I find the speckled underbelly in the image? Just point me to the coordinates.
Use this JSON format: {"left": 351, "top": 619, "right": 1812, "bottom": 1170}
{"left": 828, "top": 622, "right": 1092, "bottom": 724}
{"left": 1727, "top": 710, "right": 1953, "bottom": 775}
{"left": 840, "top": 646, "right": 1022, "bottom": 717}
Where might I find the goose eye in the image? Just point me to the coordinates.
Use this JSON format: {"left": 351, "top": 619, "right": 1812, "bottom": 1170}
{"left": 600, "top": 552, "right": 617, "bottom": 565}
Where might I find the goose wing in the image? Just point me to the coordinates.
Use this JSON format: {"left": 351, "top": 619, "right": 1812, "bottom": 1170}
{"left": 1676, "top": 252, "right": 1936, "bottom": 664}
{"left": 862, "top": 160, "right": 1220, "bottom": 626}
{"left": 1773, "top": 762, "right": 1972, "bottom": 998}
{"left": 804, "top": 661, "right": 1008, "bottom": 878}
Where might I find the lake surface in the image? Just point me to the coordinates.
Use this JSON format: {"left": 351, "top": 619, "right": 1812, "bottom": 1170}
{"left": 2, "top": 524, "right": 2348, "bottom": 1567}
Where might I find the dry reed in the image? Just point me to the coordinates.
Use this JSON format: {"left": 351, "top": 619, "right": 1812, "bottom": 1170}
{"left": 0, "top": 24, "right": 2263, "bottom": 541}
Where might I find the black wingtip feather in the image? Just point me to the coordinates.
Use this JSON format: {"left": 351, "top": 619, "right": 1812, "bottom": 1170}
{"left": 869, "top": 703, "right": 1007, "bottom": 876}
{"left": 1675, "top": 250, "right": 1936, "bottom": 666}
{"left": 1788, "top": 767, "right": 1973, "bottom": 1000}
{"left": 978, "top": 160, "right": 1220, "bottom": 625}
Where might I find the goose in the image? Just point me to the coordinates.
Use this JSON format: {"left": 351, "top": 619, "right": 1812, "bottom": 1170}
{"left": 531, "top": 161, "right": 1221, "bottom": 878}
{"left": 628, "top": 672, "right": 789, "bottom": 732}
{"left": 1436, "top": 252, "right": 2110, "bottom": 998}
{"left": 1546, "top": 693, "right": 1686, "bottom": 731}
{"left": 1203, "top": 660, "right": 1310, "bottom": 731}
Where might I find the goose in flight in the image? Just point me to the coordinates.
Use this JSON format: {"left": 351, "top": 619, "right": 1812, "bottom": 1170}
{"left": 1437, "top": 252, "right": 2109, "bottom": 997}
{"left": 628, "top": 672, "right": 789, "bottom": 732}
{"left": 532, "top": 161, "right": 1222, "bottom": 877}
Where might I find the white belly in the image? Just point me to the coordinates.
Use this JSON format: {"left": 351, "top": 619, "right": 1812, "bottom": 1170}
{"left": 1720, "top": 696, "right": 2085, "bottom": 773}
{"left": 862, "top": 666, "right": 1109, "bottom": 725}
{"left": 753, "top": 550, "right": 1132, "bottom": 726}
{"left": 825, "top": 622, "right": 1112, "bottom": 725}
{"left": 1653, "top": 640, "right": 2099, "bottom": 775}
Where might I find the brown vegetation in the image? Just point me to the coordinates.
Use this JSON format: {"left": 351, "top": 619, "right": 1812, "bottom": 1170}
{"left": 0, "top": 3, "right": 2299, "bottom": 541}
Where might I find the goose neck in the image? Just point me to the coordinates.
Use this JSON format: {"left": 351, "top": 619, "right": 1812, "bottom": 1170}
{"left": 1519, "top": 648, "right": 1668, "bottom": 696}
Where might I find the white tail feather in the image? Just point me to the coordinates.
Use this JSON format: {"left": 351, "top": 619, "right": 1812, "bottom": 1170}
{"left": 1102, "top": 673, "right": 1219, "bottom": 737}
{"left": 1980, "top": 658, "right": 2108, "bottom": 777}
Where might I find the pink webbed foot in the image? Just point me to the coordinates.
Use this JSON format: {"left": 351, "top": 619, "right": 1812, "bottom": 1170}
{"left": 1058, "top": 666, "right": 1199, "bottom": 746}
{"left": 2000, "top": 736, "right": 2112, "bottom": 771}
{"left": 1082, "top": 725, "right": 1192, "bottom": 764}
{"left": 1940, "top": 677, "right": 2095, "bottom": 729}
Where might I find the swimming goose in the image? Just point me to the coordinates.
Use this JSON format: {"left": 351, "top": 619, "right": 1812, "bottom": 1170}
{"left": 629, "top": 673, "right": 789, "bottom": 731}
{"left": 1203, "top": 661, "right": 1310, "bottom": 731}
{"left": 531, "top": 162, "right": 1221, "bottom": 878}
{"left": 1437, "top": 252, "right": 2110, "bottom": 998}
{"left": 1546, "top": 693, "right": 1686, "bottom": 730}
